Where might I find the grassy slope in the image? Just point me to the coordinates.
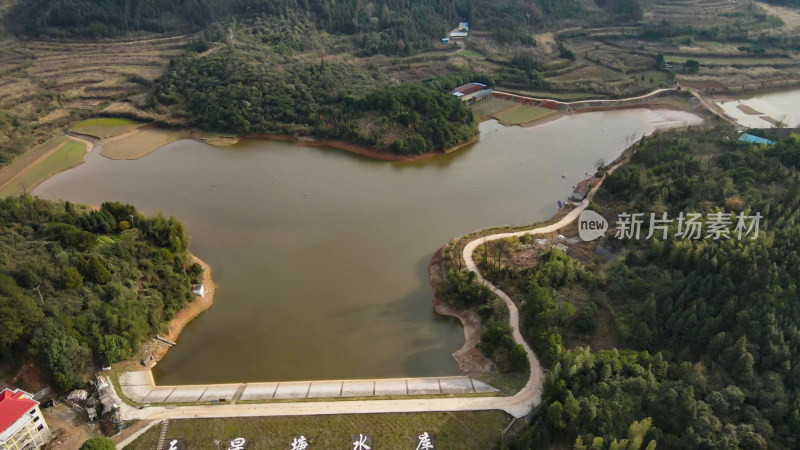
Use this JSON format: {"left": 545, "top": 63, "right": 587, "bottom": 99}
{"left": 0, "top": 139, "right": 86, "bottom": 197}
{"left": 0, "top": 135, "right": 68, "bottom": 188}
{"left": 127, "top": 412, "right": 511, "bottom": 449}
{"left": 69, "top": 117, "right": 144, "bottom": 139}
{"left": 495, "top": 105, "right": 556, "bottom": 125}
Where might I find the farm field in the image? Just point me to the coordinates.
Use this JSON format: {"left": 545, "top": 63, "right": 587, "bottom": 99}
{"left": 0, "top": 139, "right": 88, "bottom": 197}
{"left": 70, "top": 117, "right": 144, "bottom": 139}
{"left": 550, "top": 64, "right": 625, "bottom": 83}
{"left": 471, "top": 97, "right": 518, "bottom": 119}
{"left": 126, "top": 412, "right": 512, "bottom": 450}
{"left": 494, "top": 105, "right": 557, "bottom": 126}
{"left": 0, "top": 135, "right": 68, "bottom": 189}
{"left": 101, "top": 128, "right": 190, "bottom": 160}
{"left": 0, "top": 33, "right": 191, "bottom": 169}
{"left": 664, "top": 55, "right": 796, "bottom": 66}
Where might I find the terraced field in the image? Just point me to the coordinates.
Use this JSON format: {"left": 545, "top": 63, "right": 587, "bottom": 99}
{"left": 642, "top": 0, "right": 773, "bottom": 27}
{"left": 0, "top": 34, "right": 191, "bottom": 146}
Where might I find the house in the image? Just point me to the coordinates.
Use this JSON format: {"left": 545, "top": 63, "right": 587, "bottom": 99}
{"left": 458, "top": 22, "right": 469, "bottom": 32}
{"left": 192, "top": 283, "right": 205, "bottom": 297}
{"left": 570, "top": 177, "right": 600, "bottom": 201}
{"left": 0, "top": 389, "right": 51, "bottom": 450}
{"left": 451, "top": 82, "right": 486, "bottom": 97}
{"left": 449, "top": 31, "right": 468, "bottom": 39}
{"left": 95, "top": 377, "right": 118, "bottom": 416}
{"left": 471, "top": 89, "right": 494, "bottom": 103}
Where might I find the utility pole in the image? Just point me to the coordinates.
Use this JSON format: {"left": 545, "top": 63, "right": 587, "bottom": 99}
{"left": 34, "top": 286, "right": 44, "bottom": 304}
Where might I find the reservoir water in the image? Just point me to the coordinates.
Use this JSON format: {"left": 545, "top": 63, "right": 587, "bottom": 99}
{"left": 34, "top": 109, "right": 702, "bottom": 384}
{"left": 716, "top": 88, "right": 800, "bottom": 128}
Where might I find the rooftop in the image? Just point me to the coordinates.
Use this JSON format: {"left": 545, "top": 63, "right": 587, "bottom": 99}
{"left": 739, "top": 133, "right": 775, "bottom": 145}
{"left": 451, "top": 82, "right": 486, "bottom": 96}
{"left": 0, "top": 389, "right": 37, "bottom": 433}
{"left": 573, "top": 177, "right": 599, "bottom": 196}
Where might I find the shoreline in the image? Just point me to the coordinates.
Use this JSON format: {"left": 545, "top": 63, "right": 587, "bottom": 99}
{"left": 427, "top": 109, "right": 708, "bottom": 377}
{"left": 242, "top": 132, "right": 482, "bottom": 162}
{"left": 145, "top": 255, "right": 216, "bottom": 365}
{"left": 428, "top": 249, "right": 496, "bottom": 375}
{"left": 0, "top": 135, "right": 93, "bottom": 196}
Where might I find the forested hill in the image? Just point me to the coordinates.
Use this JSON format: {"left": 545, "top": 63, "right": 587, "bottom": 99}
{"left": 761, "top": 0, "right": 800, "bottom": 7}
{"left": 153, "top": 25, "right": 479, "bottom": 155}
{"left": 10, "top": 0, "right": 466, "bottom": 51}
{"left": 456, "top": 128, "right": 800, "bottom": 449}
{"left": 0, "top": 197, "right": 201, "bottom": 391}
{"left": 9, "top": 0, "right": 637, "bottom": 46}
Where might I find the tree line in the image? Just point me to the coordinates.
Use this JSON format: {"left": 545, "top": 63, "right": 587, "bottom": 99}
{"left": 502, "top": 127, "right": 800, "bottom": 449}
{"left": 0, "top": 197, "right": 200, "bottom": 391}
{"left": 432, "top": 126, "right": 800, "bottom": 448}
{"left": 154, "top": 45, "right": 478, "bottom": 155}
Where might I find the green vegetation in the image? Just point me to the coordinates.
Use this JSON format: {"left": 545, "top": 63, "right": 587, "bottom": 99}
{"left": 155, "top": 45, "right": 477, "bottom": 154}
{"left": 69, "top": 118, "right": 143, "bottom": 139}
{"left": 0, "top": 111, "right": 33, "bottom": 167}
{"left": 12, "top": 0, "right": 466, "bottom": 54}
{"left": 761, "top": 0, "right": 800, "bottom": 8}
{"left": 0, "top": 136, "right": 69, "bottom": 187}
{"left": 79, "top": 437, "right": 115, "bottom": 450}
{"left": 11, "top": 0, "right": 219, "bottom": 36}
{"left": 0, "top": 197, "right": 201, "bottom": 391}
{"left": 480, "top": 127, "right": 800, "bottom": 449}
{"left": 440, "top": 268, "right": 528, "bottom": 373}
{"left": 494, "top": 105, "right": 555, "bottom": 126}
{"left": 127, "top": 412, "right": 510, "bottom": 449}
{"left": 0, "top": 140, "right": 87, "bottom": 198}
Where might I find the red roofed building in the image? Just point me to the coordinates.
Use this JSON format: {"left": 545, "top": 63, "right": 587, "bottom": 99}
{"left": 0, "top": 389, "right": 50, "bottom": 449}
{"left": 451, "top": 82, "right": 486, "bottom": 97}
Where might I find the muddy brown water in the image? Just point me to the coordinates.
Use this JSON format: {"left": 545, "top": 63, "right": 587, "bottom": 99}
{"left": 33, "top": 110, "right": 702, "bottom": 384}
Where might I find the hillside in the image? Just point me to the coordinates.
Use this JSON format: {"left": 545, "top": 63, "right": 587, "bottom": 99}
{"left": 438, "top": 127, "right": 800, "bottom": 449}
{"left": 0, "top": 197, "right": 201, "bottom": 391}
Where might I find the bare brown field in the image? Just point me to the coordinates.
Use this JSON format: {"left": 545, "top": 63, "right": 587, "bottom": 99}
{"left": 101, "top": 128, "right": 190, "bottom": 160}
{"left": 0, "top": 33, "right": 192, "bottom": 158}
{"left": 70, "top": 117, "right": 144, "bottom": 138}
{"left": 642, "top": 0, "right": 775, "bottom": 28}
{"left": 756, "top": 2, "right": 800, "bottom": 33}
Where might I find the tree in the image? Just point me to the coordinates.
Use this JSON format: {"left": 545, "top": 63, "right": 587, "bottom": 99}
{"left": 30, "top": 319, "right": 89, "bottom": 391}
{"left": 98, "top": 335, "right": 129, "bottom": 365}
{"left": 60, "top": 268, "right": 83, "bottom": 290}
{"left": 79, "top": 438, "right": 115, "bottom": 450}
{"left": 683, "top": 59, "right": 700, "bottom": 74}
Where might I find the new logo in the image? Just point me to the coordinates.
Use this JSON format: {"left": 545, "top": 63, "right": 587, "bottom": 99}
{"left": 578, "top": 210, "right": 608, "bottom": 241}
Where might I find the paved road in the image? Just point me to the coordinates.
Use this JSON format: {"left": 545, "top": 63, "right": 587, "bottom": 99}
{"left": 118, "top": 372, "right": 499, "bottom": 403}
{"left": 494, "top": 87, "right": 677, "bottom": 107}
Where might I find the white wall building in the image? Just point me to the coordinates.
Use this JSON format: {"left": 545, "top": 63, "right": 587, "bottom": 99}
{"left": 0, "top": 389, "right": 50, "bottom": 450}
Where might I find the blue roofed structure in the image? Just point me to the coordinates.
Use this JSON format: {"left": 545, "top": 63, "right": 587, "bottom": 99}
{"left": 739, "top": 133, "right": 776, "bottom": 145}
